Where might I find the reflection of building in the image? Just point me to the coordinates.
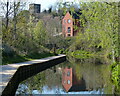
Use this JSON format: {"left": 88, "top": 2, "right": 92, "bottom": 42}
{"left": 62, "top": 12, "right": 80, "bottom": 37}
{"left": 62, "top": 68, "right": 86, "bottom": 92}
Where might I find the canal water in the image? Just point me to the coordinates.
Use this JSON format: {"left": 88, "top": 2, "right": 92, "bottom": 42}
{"left": 16, "top": 57, "right": 113, "bottom": 94}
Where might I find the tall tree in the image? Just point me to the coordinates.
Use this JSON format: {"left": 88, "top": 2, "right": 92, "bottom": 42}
{"left": 0, "top": 0, "right": 13, "bottom": 29}
{"left": 13, "top": 1, "right": 21, "bottom": 39}
{"left": 71, "top": 2, "right": 119, "bottom": 62}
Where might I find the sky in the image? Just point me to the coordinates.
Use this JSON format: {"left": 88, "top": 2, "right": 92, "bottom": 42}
{"left": 31, "top": 0, "right": 79, "bottom": 11}
{"left": 1, "top": 0, "right": 118, "bottom": 12}
{"left": 29, "top": 0, "right": 120, "bottom": 11}
{"left": 32, "top": 86, "right": 104, "bottom": 94}
{"left": 0, "top": 0, "right": 79, "bottom": 16}
{"left": 16, "top": 84, "right": 104, "bottom": 94}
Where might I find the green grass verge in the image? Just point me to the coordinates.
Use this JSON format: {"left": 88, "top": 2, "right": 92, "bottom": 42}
{"left": 2, "top": 53, "right": 55, "bottom": 65}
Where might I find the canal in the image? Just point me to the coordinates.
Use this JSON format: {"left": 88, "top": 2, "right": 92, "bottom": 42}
{"left": 16, "top": 57, "right": 113, "bottom": 94}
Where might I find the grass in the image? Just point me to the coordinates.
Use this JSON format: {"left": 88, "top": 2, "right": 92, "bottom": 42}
{"left": 25, "top": 53, "right": 54, "bottom": 59}
{"left": 2, "top": 52, "right": 55, "bottom": 65}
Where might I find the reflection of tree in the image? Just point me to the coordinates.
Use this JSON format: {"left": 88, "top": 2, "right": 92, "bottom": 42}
{"left": 25, "top": 72, "right": 46, "bottom": 93}
{"left": 69, "top": 57, "right": 113, "bottom": 93}
{"left": 16, "top": 71, "right": 46, "bottom": 94}
{"left": 57, "top": 61, "right": 72, "bottom": 69}
{"left": 16, "top": 84, "right": 28, "bottom": 94}
{"left": 17, "top": 64, "right": 63, "bottom": 94}
{"left": 16, "top": 57, "right": 113, "bottom": 94}
{"left": 44, "top": 66, "right": 62, "bottom": 90}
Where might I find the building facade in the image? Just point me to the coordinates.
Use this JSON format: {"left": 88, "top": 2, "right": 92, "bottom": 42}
{"left": 62, "top": 12, "right": 80, "bottom": 37}
{"left": 29, "top": 4, "right": 41, "bottom": 14}
{"left": 62, "top": 12, "right": 73, "bottom": 37}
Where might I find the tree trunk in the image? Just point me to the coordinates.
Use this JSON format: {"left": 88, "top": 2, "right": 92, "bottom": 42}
{"left": 13, "top": 2, "right": 20, "bottom": 39}
{"left": 5, "top": 1, "right": 9, "bottom": 29}
{"left": 112, "top": 49, "right": 115, "bottom": 63}
{"left": 13, "top": 2, "right": 17, "bottom": 36}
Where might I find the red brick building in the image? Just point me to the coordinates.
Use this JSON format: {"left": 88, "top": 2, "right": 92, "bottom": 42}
{"left": 62, "top": 68, "right": 86, "bottom": 92}
{"left": 62, "top": 12, "right": 80, "bottom": 37}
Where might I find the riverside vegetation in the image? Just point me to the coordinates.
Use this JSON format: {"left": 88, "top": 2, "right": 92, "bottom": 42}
{"left": 69, "top": 2, "right": 120, "bottom": 94}
{"left": 54, "top": 2, "right": 120, "bottom": 94}
{"left": 1, "top": 1, "right": 120, "bottom": 94}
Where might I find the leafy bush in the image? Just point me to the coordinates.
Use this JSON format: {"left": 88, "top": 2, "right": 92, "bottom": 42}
{"left": 70, "top": 50, "right": 94, "bottom": 59}
{"left": 111, "top": 62, "right": 120, "bottom": 94}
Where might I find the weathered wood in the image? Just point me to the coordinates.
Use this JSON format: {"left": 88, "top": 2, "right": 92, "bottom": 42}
{"left": 0, "top": 54, "right": 66, "bottom": 95}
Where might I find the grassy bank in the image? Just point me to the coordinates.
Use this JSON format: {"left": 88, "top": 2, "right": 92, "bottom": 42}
{"left": 2, "top": 53, "right": 55, "bottom": 65}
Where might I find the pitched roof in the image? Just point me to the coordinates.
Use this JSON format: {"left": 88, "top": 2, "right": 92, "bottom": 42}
{"left": 63, "top": 10, "right": 82, "bottom": 19}
{"left": 63, "top": 12, "right": 72, "bottom": 19}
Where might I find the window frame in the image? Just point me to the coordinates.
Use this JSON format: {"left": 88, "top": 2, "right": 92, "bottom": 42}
{"left": 67, "top": 80, "right": 71, "bottom": 84}
{"left": 67, "top": 71, "right": 70, "bottom": 76}
{"left": 68, "top": 19, "right": 71, "bottom": 23}
{"left": 68, "top": 27, "right": 71, "bottom": 33}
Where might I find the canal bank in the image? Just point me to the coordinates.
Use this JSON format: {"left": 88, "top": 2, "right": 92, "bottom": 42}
{"left": 0, "top": 54, "right": 66, "bottom": 95}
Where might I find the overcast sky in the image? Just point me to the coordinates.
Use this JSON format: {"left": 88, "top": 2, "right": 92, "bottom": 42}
{"left": 31, "top": 0, "right": 120, "bottom": 11}
{"left": 0, "top": 0, "right": 79, "bottom": 16}
{"left": 32, "top": 0, "right": 79, "bottom": 11}
{"left": 1, "top": 0, "right": 117, "bottom": 13}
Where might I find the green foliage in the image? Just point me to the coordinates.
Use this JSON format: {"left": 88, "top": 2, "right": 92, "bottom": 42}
{"left": 2, "top": 10, "right": 52, "bottom": 64}
{"left": 33, "top": 20, "right": 47, "bottom": 46}
{"left": 56, "top": 48, "right": 68, "bottom": 54}
{"left": 68, "top": 2, "right": 119, "bottom": 94}
{"left": 110, "top": 62, "right": 120, "bottom": 93}
{"left": 71, "top": 50, "right": 94, "bottom": 59}
{"left": 2, "top": 53, "right": 28, "bottom": 65}
{"left": 17, "top": 64, "right": 62, "bottom": 94}
{"left": 27, "top": 72, "right": 46, "bottom": 93}
{"left": 59, "top": 37, "right": 75, "bottom": 48}
{"left": 2, "top": 52, "right": 54, "bottom": 65}
{"left": 51, "top": 1, "right": 79, "bottom": 17}
{"left": 25, "top": 52, "right": 54, "bottom": 59}
{"left": 68, "top": 57, "right": 112, "bottom": 91}
{"left": 70, "top": 2, "right": 119, "bottom": 60}
{"left": 18, "top": 71, "right": 46, "bottom": 93}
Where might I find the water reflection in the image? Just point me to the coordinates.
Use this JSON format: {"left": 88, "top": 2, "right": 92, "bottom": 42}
{"left": 16, "top": 57, "right": 112, "bottom": 94}
{"left": 62, "top": 68, "right": 87, "bottom": 92}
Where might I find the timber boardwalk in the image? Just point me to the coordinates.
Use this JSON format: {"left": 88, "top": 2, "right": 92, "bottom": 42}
{"left": 0, "top": 54, "right": 66, "bottom": 95}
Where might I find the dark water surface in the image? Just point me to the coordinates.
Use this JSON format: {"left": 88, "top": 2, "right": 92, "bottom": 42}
{"left": 16, "top": 57, "right": 113, "bottom": 94}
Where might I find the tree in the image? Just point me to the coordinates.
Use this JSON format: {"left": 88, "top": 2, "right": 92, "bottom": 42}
{"left": 70, "top": 2, "right": 119, "bottom": 61}
{"left": 0, "top": 0, "right": 12, "bottom": 29}
{"left": 33, "top": 20, "right": 47, "bottom": 46}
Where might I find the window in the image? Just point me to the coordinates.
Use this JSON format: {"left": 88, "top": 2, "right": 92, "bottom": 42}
{"left": 68, "top": 19, "right": 71, "bottom": 23}
{"left": 35, "top": 5, "right": 40, "bottom": 13}
{"left": 67, "top": 71, "right": 70, "bottom": 76}
{"left": 68, "top": 34, "right": 71, "bottom": 36}
{"left": 68, "top": 27, "right": 71, "bottom": 33}
{"left": 67, "top": 80, "right": 71, "bottom": 84}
